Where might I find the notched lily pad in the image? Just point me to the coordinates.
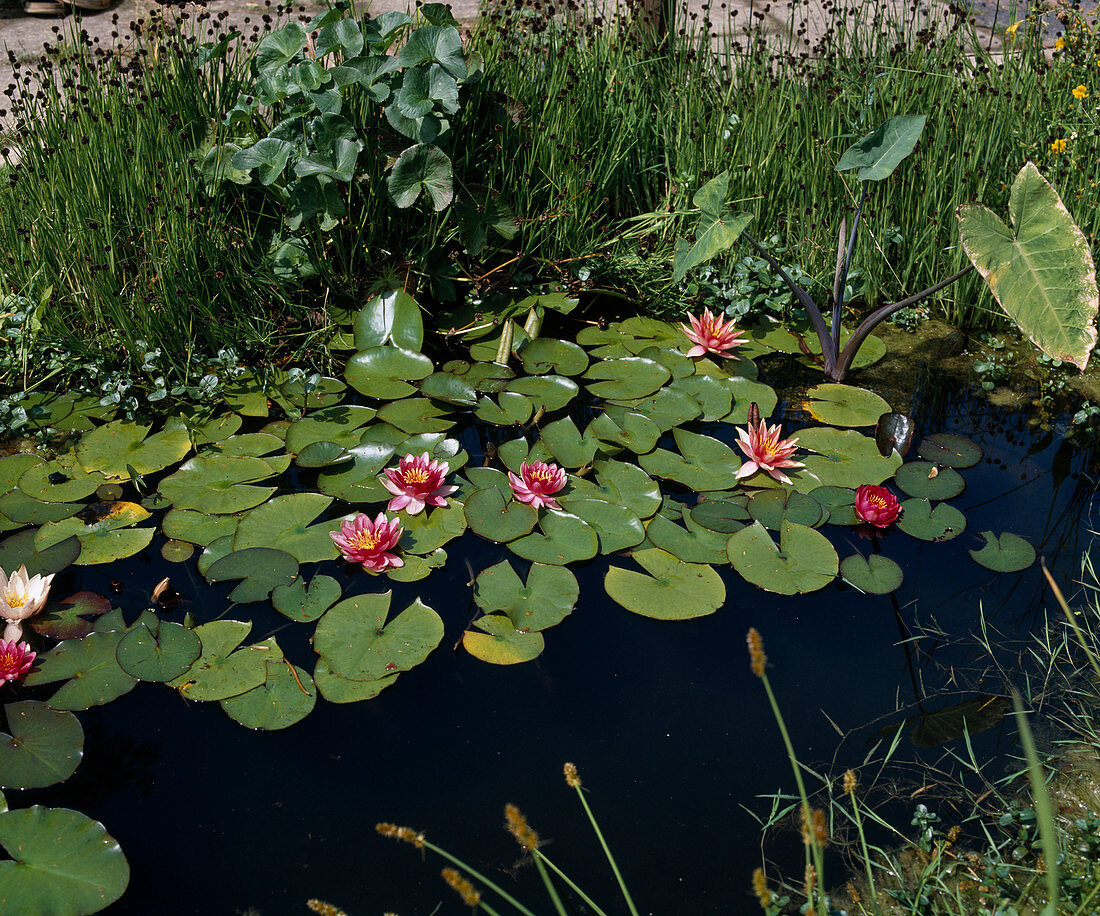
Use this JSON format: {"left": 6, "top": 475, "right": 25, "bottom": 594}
{"left": 839, "top": 554, "right": 904, "bottom": 594}
{"left": 464, "top": 486, "right": 537, "bottom": 542}
{"left": 0, "top": 701, "right": 83, "bottom": 790}
{"left": 473, "top": 561, "right": 578, "bottom": 631}
{"left": 463, "top": 614, "right": 545, "bottom": 664}
{"left": 115, "top": 610, "right": 202, "bottom": 682}
{"left": 917, "top": 433, "right": 982, "bottom": 468}
{"left": 205, "top": 548, "right": 300, "bottom": 603}
{"left": 167, "top": 620, "right": 280, "bottom": 702}
{"left": 23, "top": 629, "right": 138, "bottom": 710}
{"left": 805, "top": 384, "right": 891, "bottom": 427}
{"left": 894, "top": 461, "right": 965, "bottom": 500}
{"left": 896, "top": 499, "right": 966, "bottom": 542}
{"left": 727, "top": 520, "right": 838, "bottom": 595}
{"left": 221, "top": 660, "right": 317, "bottom": 730}
{"left": 271, "top": 575, "right": 341, "bottom": 622}
{"left": 969, "top": 531, "right": 1035, "bottom": 572}
{"left": 604, "top": 548, "right": 725, "bottom": 619}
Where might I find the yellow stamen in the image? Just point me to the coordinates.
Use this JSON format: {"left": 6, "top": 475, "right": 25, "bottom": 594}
{"left": 3, "top": 588, "right": 27, "bottom": 609}
{"left": 350, "top": 531, "right": 379, "bottom": 551}
{"left": 403, "top": 467, "right": 431, "bottom": 485}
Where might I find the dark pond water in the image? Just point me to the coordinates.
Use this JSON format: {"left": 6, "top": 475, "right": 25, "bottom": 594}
{"left": 16, "top": 357, "right": 1100, "bottom": 916}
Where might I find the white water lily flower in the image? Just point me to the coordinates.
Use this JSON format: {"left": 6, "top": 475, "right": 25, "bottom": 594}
{"left": 0, "top": 565, "right": 54, "bottom": 642}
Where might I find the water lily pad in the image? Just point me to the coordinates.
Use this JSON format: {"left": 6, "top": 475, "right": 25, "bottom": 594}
{"left": 473, "top": 561, "right": 578, "bottom": 631}
{"left": 0, "top": 530, "right": 80, "bottom": 578}
{"left": 604, "top": 548, "right": 724, "bottom": 619}
{"left": 161, "top": 509, "right": 239, "bottom": 547}
{"left": 717, "top": 377, "right": 779, "bottom": 425}
{"left": 232, "top": 494, "right": 341, "bottom": 564}
{"left": 161, "top": 540, "right": 195, "bottom": 563}
{"left": 388, "top": 547, "right": 448, "bottom": 581}
{"left": 0, "top": 701, "right": 83, "bottom": 790}
{"left": 747, "top": 490, "right": 824, "bottom": 530}
{"left": 398, "top": 500, "right": 467, "bottom": 555}
{"left": 563, "top": 459, "right": 661, "bottom": 519}
{"left": 687, "top": 498, "right": 750, "bottom": 534}
{"left": 345, "top": 345, "right": 434, "bottom": 399}
{"left": 284, "top": 405, "right": 378, "bottom": 454}
{"left": 375, "top": 398, "right": 454, "bottom": 434}
{"left": 0, "top": 489, "right": 82, "bottom": 526}
{"left": 158, "top": 455, "right": 278, "bottom": 514}
{"left": 447, "top": 360, "right": 515, "bottom": 393}
{"left": 197, "top": 535, "right": 234, "bottom": 578}
{"left": 313, "top": 660, "right": 398, "bottom": 704}
{"left": 794, "top": 427, "right": 903, "bottom": 492}
{"left": 463, "top": 614, "right": 545, "bottom": 664}
{"left": 278, "top": 375, "right": 347, "bottom": 411}
{"left": 612, "top": 387, "right": 701, "bottom": 431}
{"left": 917, "top": 433, "right": 982, "bottom": 469}
{"left": 638, "top": 428, "right": 741, "bottom": 492}
{"left": 576, "top": 324, "right": 631, "bottom": 358}
{"left": 17, "top": 460, "right": 107, "bottom": 503}
{"left": 474, "top": 392, "right": 533, "bottom": 425}
{"left": 617, "top": 317, "right": 686, "bottom": 354}
{"left": 316, "top": 438, "right": 399, "bottom": 502}
{"left": 805, "top": 384, "right": 892, "bottom": 427}
{"left": 727, "top": 520, "right": 838, "bottom": 595}
{"left": 508, "top": 511, "right": 599, "bottom": 565}
{"left": 296, "top": 441, "right": 354, "bottom": 469}
{"left": 586, "top": 408, "right": 660, "bottom": 455}
{"left": 221, "top": 660, "right": 317, "bottom": 730}
{"left": 969, "top": 531, "right": 1035, "bottom": 572}
{"left": 896, "top": 499, "right": 966, "bottom": 542}
{"left": 558, "top": 497, "right": 645, "bottom": 554}
{"left": 167, "top": 620, "right": 280, "bottom": 702}
{"left": 0, "top": 806, "right": 129, "bottom": 914}
{"left": 271, "top": 575, "right": 341, "bottom": 622}
{"left": 839, "top": 554, "right": 904, "bottom": 594}
{"left": 35, "top": 503, "right": 155, "bottom": 566}
{"left": 636, "top": 345, "right": 697, "bottom": 379}
{"left": 30, "top": 592, "right": 111, "bottom": 640}
{"left": 206, "top": 548, "right": 300, "bottom": 603}
{"left": 419, "top": 372, "right": 478, "bottom": 407}
{"left": 204, "top": 432, "right": 285, "bottom": 459}
{"left": 644, "top": 514, "right": 730, "bottom": 564}
{"left": 24, "top": 629, "right": 138, "bottom": 710}
{"left": 0, "top": 454, "right": 43, "bottom": 492}
{"left": 809, "top": 486, "right": 858, "bottom": 525}
{"left": 313, "top": 593, "right": 443, "bottom": 682}
{"left": 115, "top": 611, "right": 202, "bottom": 682}
{"left": 354, "top": 289, "right": 424, "bottom": 351}
{"left": 583, "top": 357, "right": 670, "bottom": 400}
{"left": 538, "top": 417, "right": 599, "bottom": 468}
{"left": 506, "top": 375, "right": 579, "bottom": 412}
{"left": 668, "top": 375, "right": 731, "bottom": 421}
{"left": 76, "top": 417, "right": 192, "bottom": 478}
{"left": 464, "top": 486, "right": 538, "bottom": 542}
{"left": 894, "top": 462, "right": 966, "bottom": 500}
{"left": 519, "top": 337, "right": 589, "bottom": 376}
{"left": 193, "top": 412, "right": 244, "bottom": 446}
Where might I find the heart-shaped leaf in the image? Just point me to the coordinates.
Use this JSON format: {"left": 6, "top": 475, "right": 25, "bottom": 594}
{"left": 0, "top": 701, "right": 83, "bottom": 790}
{"left": 604, "top": 548, "right": 725, "bottom": 619}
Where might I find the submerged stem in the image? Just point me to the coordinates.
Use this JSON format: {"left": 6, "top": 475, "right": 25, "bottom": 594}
{"left": 533, "top": 853, "right": 568, "bottom": 916}
{"left": 572, "top": 786, "right": 641, "bottom": 916}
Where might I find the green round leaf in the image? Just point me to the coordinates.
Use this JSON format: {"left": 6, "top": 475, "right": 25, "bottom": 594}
{"left": 747, "top": 490, "right": 825, "bottom": 530}
{"left": 0, "top": 806, "right": 129, "bottom": 914}
{"left": 463, "top": 614, "right": 545, "bottom": 665}
{"left": 23, "top": 630, "right": 138, "bottom": 710}
{"left": 896, "top": 499, "right": 967, "bottom": 542}
{"left": 506, "top": 374, "right": 579, "bottom": 412}
{"left": 894, "top": 462, "right": 966, "bottom": 500}
{"left": 644, "top": 514, "right": 730, "bottom": 564}
{"left": 638, "top": 428, "right": 741, "bottom": 492}
{"left": 0, "top": 530, "right": 80, "bottom": 578}
{"left": 161, "top": 539, "right": 195, "bottom": 564}
{"left": 917, "top": 433, "right": 982, "bottom": 469}
{"left": 805, "top": 384, "right": 892, "bottom": 427}
{"left": 604, "top": 548, "right": 725, "bottom": 619}
{"left": 586, "top": 408, "right": 660, "bottom": 455}
{"left": 727, "top": 520, "right": 838, "bottom": 595}
{"left": 473, "top": 561, "right": 578, "bottom": 631}
{"left": 419, "top": 372, "right": 478, "bottom": 407}
{"left": 0, "top": 701, "right": 83, "bottom": 790}
{"left": 284, "top": 405, "right": 378, "bottom": 453}
{"left": 687, "top": 498, "right": 750, "bottom": 534}
{"left": 398, "top": 500, "right": 467, "bottom": 555}
{"left": 387, "top": 548, "right": 448, "bottom": 582}
{"left": 794, "top": 427, "right": 903, "bottom": 492}
{"left": 464, "top": 487, "right": 538, "bottom": 543}
{"left": 519, "top": 337, "right": 589, "bottom": 376}
{"left": 583, "top": 357, "right": 671, "bottom": 400}
{"left": 562, "top": 459, "right": 661, "bottom": 519}
{"left": 839, "top": 554, "right": 904, "bottom": 594}
{"left": 271, "top": 575, "right": 341, "bottom": 622}
{"left": 221, "top": 660, "right": 317, "bottom": 730}
{"left": 161, "top": 509, "right": 238, "bottom": 547}
{"left": 559, "top": 497, "right": 645, "bottom": 554}
{"left": 313, "top": 660, "right": 398, "bottom": 704}
{"left": 167, "top": 621, "right": 280, "bottom": 702}
{"left": 158, "top": 455, "right": 278, "bottom": 514}
{"left": 17, "top": 461, "right": 107, "bottom": 503}
{"left": 508, "top": 511, "right": 598, "bottom": 565}
{"left": 354, "top": 290, "right": 424, "bottom": 351}
{"left": 115, "top": 611, "right": 202, "bottom": 682}
{"left": 969, "top": 531, "right": 1036, "bottom": 573}
{"left": 538, "top": 417, "right": 599, "bottom": 468}
{"left": 75, "top": 417, "right": 191, "bottom": 479}
{"left": 375, "top": 398, "right": 454, "bottom": 434}
{"left": 474, "top": 392, "right": 533, "bottom": 426}
{"left": 345, "top": 345, "right": 434, "bottom": 400}
{"left": 232, "top": 493, "right": 341, "bottom": 564}
{"left": 205, "top": 548, "right": 300, "bottom": 604}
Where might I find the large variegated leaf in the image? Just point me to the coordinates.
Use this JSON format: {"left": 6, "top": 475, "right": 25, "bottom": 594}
{"left": 957, "top": 162, "right": 1098, "bottom": 369}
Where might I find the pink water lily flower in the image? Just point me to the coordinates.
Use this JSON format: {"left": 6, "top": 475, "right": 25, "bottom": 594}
{"left": 330, "top": 512, "right": 404, "bottom": 573}
{"left": 854, "top": 484, "right": 902, "bottom": 528}
{"left": 735, "top": 417, "right": 805, "bottom": 485}
{"left": 0, "top": 639, "right": 35, "bottom": 683}
{"left": 508, "top": 460, "right": 567, "bottom": 510}
{"left": 381, "top": 452, "right": 458, "bottom": 515}
{"left": 682, "top": 307, "right": 746, "bottom": 358}
{"left": 0, "top": 565, "right": 54, "bottom": 642}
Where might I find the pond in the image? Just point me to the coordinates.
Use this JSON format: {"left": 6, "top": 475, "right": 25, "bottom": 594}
{"left": 2, "top": 301, "right": 1096, "bottom": 915}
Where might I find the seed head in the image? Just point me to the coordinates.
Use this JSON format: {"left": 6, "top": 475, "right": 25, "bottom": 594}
{"left": 442, "top": 868, "right": 482, "bottom": 907}
{"left": 747, "top": 628, "right": 767, "bottom": 677}
{"left": 564, "top": 762, "right": 582, "bottom": 787}
{"left": 751, "top": 867, "right": 772, "bottom": 908}
{"left": 843, "top": 769, "right": 857, "bottom": 795}
{"left": 504, "top": 803, "right": 540, "bottom": 851}
{"left": 375, "top": 822, "right": 425, "bottom": 848}
{"left": 306, "top": 901, "right": 347, "bottom": 916}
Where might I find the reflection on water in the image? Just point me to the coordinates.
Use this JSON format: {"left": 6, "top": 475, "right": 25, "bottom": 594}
{"left": 18, "top": 354, "right": 1100, "bottom": 915}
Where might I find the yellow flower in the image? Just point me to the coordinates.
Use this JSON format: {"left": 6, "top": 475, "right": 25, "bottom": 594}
{"left": 1005, "top": 19, "right": 1023, "bottom": 35}
{"left": 1073, "top": 84, "right": 1089, "bottom": 99}
{"left": 1051, "top": 138, "right": 1068, "bottom": 153}
{"left": 1055, "top": 37, "right": 1065, "bottom": 50}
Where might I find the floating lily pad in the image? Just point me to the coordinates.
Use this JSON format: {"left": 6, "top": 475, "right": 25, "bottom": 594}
{"left": 463, "top": 614, "right": 545, "bottom": 664}
{"left": 313, "top": 660, "right": 398, "bottom": 704}
{"left": 344, "top": 345, "right": 434, "bottom": 400}
{"left": 398, "top": 500, "right": 467, "bottom": 555}
{"left": 563, "top": 459, "right": 661, "bottom": 519}
{"left": 0, "top": 489, "right": 82, "bottom": 526}
{"left": 0, "top": 530, "right": 80, "bottom": 578}
{"left": 896, "top": 499, "right": 966, "bottom": 542}
{"left": 447, "top": 360, "right": 515, "bottom": 393}
{"left": 161, "top": 509, "right": 239, "bottom": 547}
{"left": 204, "top": 432, "right": 284, "bottom": 459}
{"left": 0, "top": 806, "right": 129, "bottom": 914}
{"left": 0, "top": 701, "right": 83, "bottom": 790}
{"left": 809, "top": 486, "right": 858, "bottom": 525}
{"left": 558, "top": 497, "right": 645, "bottom": 554}
{"left": 584, "top": 357, "right": 671, "bottom": 400}
{"left": 727, "top": 520, "right": 838, "bottom": 595}
{"left": 75, "top": 417, "right": 192, "bottom": 478}
{"left": 586, "top": 408, "right": 660, "bottom": 455}
{"left": 206, "top": 548, "right": 300, "bottom": 603}
{"left": 464, "top": 486, "right": 538, "bottom": 542}
{"left": 638, "top": 428, "right": 741, "bottom": 492}
{"left": 278, "top": 374, "right": 347, "bottom": 410}
{"left": 158, "top": 455, "right": 278, "bottom": 515}
{"left": 519, "top": 337, "right": 589, "bottom": 376}
{"left": 30, "top": 592, "right": 111, "bottom": 640}
{"left": 747, "top": 490, "right": 825, "bottom": 530}
{"left": 667, "top": 375, "right": 731, "bottom": 421}
{"left": 805, "top": 384, "right": 892, "bottom": 427}
{"left": 160, "top": 539, "right": 194, "bottom": 563}
{"left": 0, "top": 454, "right": 43, "bottom": 492}
{"left": 644, "top": 514, "right": 730, "bottom": 564}
{"left": 969, "top": 531, "right": 1035, "bottom": 572}
{"left": 474, "top": 392, "right": 533, "bottom": 425}
{"left": 538, "top": 417, "right": 599, "bottom": 468}
{"left": 636, "top": 345, "right": 696, "bottom": 379}
{"left": 617, "top": 317, "right": 686, "bottom": 354}
{"left": 193, "top": 412, "right": 244, "bottom": 446}
{"left": 576, "top": 324, "right": 631, "bottom": 358}
{"left": 419, "top": 372, "right": 478, "bottom": 407}
{"left": 508, "top": 511, "right": 599, "bottom": 565}
{"left": 839, "top": 554, "right": 904, "bottom": 594}
{"left": 232, "top": 494, "right": 341, "bottom": 564}
{"left": 296, "top": 441, "right": 353, "bottom": 469}
{"left": 894, "top": 462, "right": 966, "bottom": 500}
{"left": 506, "top": 374, "right": 579, "bottom": 412}
{"left": 284, "top": 405, "right": 378, "bottom": 454}
{"left": 167, "top": 620, "right": 280, "bottom": 702}
{"left": 375, "top": 398, "right": 454, "bottom": 434}
{"left": 35, "top": 503, "right": 155, "bottom": 566}
{"left": 221, "top": 660, "right": 317, "bottom": 730}
{"left": 473, "top": 561, "right": 578, "bottom": 631}
{"left": 687, "top": 498, "right": 750, "bottom": 534}
{"left": 24, "top": 629, "right": 138, "bottom": 710}
{"left": 794, "top": 427, "right": 903, "bottom": 492}
{"left": 604, "top": 548, "right": 724, "bottom": 619}
{"left": 313, "top": 593, "right": 443, "bottom": 682}
{"left": 717, "top": 377, "right": 779, "bottom": 425}
{"left": 115, "top": 611, "right": 202, "bottom": 682}
{"left": 613, "top": 387, "right": 701, "bottom": 431}
{"left": 17, "top": 460, "right": 107, "bottom": 503}
{"left": 271, "top": 575, "right": 341, "bottom": 622}
{"left": 388, "top": 547, "right": 448, "bottom": 581}
{"left": 917, "top": 433, "right": 982, "bottom": 469}
{"left": 354, "top": 289, "right": 424, "bottom": 351}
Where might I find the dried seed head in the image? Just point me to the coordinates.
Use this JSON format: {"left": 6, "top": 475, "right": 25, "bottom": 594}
{"left": 306, "top": 900, "right": 347, "bottom": 916}
{"left": 375, "top": 822, "right": 425, "bottom": 848}
{"left": 804, "top": 863, "right": 818, "bottom": 906}
{"left": 442, "top": 868, "right": 482, "bottom": 907}
{"left": 751, "top": 867, "right": 772, "bottom": 909}
{"left": 747, "top": 628, "right": 767, "bottom": 678}
{"left": 843, "top": 769, "right": 857, "bottom": 795}
{"left": 504, "top": 803, "right": 540, "bottom": 851}
{"left": 563, "top": 762, "right": 581, "bottom": 787}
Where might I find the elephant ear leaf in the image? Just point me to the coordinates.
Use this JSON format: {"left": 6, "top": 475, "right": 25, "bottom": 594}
{"left": 957, "top": 161, "right": 1098, "bottom": 369}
